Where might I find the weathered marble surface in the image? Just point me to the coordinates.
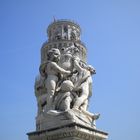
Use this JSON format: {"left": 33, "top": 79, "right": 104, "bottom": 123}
{"left": 28, "top": 20, "right": 108, "bottom": 140}
{"left": 27, "top": 123, "right": 108, "bottom": 140}
{"left": 35, "top": 43, "right": 99, "bottom": 131}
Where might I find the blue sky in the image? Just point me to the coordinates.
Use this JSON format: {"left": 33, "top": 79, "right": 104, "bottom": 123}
{"left": 0, "top": 0, "right": 140, "bottom": 140}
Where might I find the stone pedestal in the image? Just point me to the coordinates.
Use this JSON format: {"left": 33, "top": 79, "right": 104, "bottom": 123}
{"left": 27, "top": 123, "right": 108, "bottom": 140}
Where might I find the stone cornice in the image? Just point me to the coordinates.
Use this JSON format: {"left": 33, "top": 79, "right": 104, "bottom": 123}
{"left": 27, "top": 122, "right": 108, "bottom": 140}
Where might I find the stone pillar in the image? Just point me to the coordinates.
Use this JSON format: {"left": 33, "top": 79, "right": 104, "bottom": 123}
{"left": 27, "top": 19, "right": 108, "bottom": 140}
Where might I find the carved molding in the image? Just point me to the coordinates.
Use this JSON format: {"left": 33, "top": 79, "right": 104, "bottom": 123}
{"left": 27, "top": 123, "right": 108, "bottom": 140}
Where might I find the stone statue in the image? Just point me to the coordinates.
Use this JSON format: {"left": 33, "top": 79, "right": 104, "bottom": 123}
{"left": 28, "top": 20, "right": 108, "bottom": 140}
{"left": 39, "top": 48, "right": 71, "bottom": 111}
{"left": 33, "top": 20, "right": 102, "bottom": 133}
{"left": 35, "top": 46, "right": 99, "bottom": 129}
{"left": 72, "top": 56, "right": 96, "bottom": 110}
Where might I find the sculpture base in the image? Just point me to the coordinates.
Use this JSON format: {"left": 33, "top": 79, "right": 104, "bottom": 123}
{"left": 35, "top": 109, "right": 98, "bottom": 131}
{"left": 27, "top": 123, "right": 108, "bottom": 140}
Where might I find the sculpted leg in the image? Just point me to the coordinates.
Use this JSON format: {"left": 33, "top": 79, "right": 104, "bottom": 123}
{"left": 80, "top": 99, "right": 88, "bottom": 111}
{"left": 73, "top": 84, "right": 89, "bottom": 110}
{"left": 46, "top": 79, "right": 56, "bottom": 111}
{"left": 73, "top": 95, "right": 87, "bottom": 109}
{"left": 59, "top": 96, "right": 72, "bottom": 111}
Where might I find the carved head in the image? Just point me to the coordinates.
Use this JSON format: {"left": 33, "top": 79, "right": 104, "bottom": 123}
{"left": 73, "top": 46, "right": 79, "bottom": 53}
{"left": 47, "top": 48, "right": 61, "bottom": 62}
{"left": 87, "top": 65, "right": 96, "bottom": 74}
{"left": 60, "top": 80, "right": 74, "bottom": 92}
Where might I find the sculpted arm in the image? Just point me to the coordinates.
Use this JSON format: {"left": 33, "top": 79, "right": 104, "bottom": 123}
{"left": 77, "top": 72, "right": 91, "bottom": 87}
{"left": 74, "top": 59, "right": 84, "bottom": 72}
{"left": 51, "top": 62, "right": 70, "bottom": 74}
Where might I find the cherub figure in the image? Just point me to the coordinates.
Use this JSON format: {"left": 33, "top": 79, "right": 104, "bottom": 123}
{"left": 72, "top": 57, "right": 96, "bottom": 110}
{"left": 40, "top": 48, "right": 71, "bottom": 111}
{"left": 54, "top": 80, "right": 74, "bottom": 111}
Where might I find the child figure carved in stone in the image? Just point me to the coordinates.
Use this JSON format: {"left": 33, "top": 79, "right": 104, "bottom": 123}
{"left": 40, "top": 48, "right": 71, "bottom": 111}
